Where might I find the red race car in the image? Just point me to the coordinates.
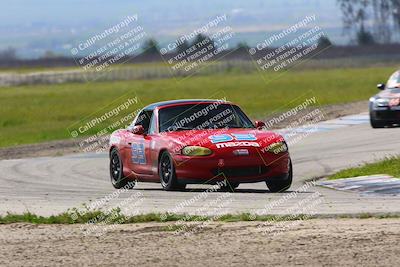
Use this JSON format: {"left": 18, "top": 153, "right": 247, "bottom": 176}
{"left": 109, "top": 99, "right": 292, "bottom": 192}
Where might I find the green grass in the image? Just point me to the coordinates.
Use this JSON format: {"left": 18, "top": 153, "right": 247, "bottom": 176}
{"left": 1, "top": 210, "right": 399, "bottom": 225}
{"left": 0, "top": 207, "right": 307, "bottom": 224}
{"left": 329, "top": 156, "right": 400, "bottom": 180}
{"left": 0, "top": 66, "right": 392, "bottom": 147}
{"left": 0, "top": 210, "right": 312, "bottom": 225}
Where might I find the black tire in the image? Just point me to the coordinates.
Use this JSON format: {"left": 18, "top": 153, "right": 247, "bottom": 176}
{"left": 370, "top": 117, "right": 386, "bottom": 128}
{"left": 219, "top": 182, "right": 240, "bottom": 192}
{"left": 159, "top": 151, "right": 186, "bottom": 191}
{"left": 110, "top": 148, "right": 135, "bottom": 189}
{"left": 266, "top": 161, "right": 293, "bottom": 193}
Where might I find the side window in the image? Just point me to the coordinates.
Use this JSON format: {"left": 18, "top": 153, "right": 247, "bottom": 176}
{"left": 148, "top": 112, "right": 157, "bottom": 134}
{"left": 134, "top": 110, "right": 153, "bottom": 134}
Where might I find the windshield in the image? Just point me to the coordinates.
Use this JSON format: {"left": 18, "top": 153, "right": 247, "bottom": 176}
{"left": 158, "top": 103, "right": 255, "bottom": 132}
{"left": 386, "top": 89, "right": 400, "bottom": 94}
{"left": 387, "top": 71, "right": 400, "bottom": 89}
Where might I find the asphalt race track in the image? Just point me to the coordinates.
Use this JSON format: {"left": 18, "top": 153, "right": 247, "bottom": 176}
{"left": 1, "top": 113, "right": 400, "bottom": 217}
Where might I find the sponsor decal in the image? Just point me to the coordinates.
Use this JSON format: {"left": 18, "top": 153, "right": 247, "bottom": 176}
{"left": 209, "top": 133, "right": 257, "bottom": 144}
{"left": 216, "top": 141, "right": 260, "bottom": 148}
{"left": 209, "top": 134, "right": 233, "bottom": 144}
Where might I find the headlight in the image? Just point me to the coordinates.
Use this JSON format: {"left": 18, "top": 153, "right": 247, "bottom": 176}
{"left": 265, "top": 142, "right": 288, "bottom": 154}
{"left": 182, "top": 146, "right": 212, "bottom": 156}
{"left": 374, "top": 98, "right": 389, "bottom": 107}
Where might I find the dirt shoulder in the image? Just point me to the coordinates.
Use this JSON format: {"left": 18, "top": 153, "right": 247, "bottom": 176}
{"left": 0, "top": 218, "right": 398, "bottom": 266}
{"left": 0, "top": 138, "right": 82, "bottom": 160}
{"left": 0, "top": 101, "right": 368, "bottom": 160}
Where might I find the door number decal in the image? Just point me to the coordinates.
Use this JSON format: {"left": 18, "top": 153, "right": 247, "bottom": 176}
{"left": 131, "top": 143, "right": 146, "bottom": 164}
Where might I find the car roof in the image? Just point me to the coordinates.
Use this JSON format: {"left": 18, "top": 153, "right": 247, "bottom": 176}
{"left": 143, "top": 99, "right": 232, "bottom": 111}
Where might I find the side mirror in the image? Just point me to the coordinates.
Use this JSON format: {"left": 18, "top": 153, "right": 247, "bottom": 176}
{"left": 131, "top": 125, "right": 145, "bottom": 135}
{"left": 254, "top": 120, "right": 266, "bottom": 129}
{"left": 377, "top": 83, "right": 385, "bottom": 90}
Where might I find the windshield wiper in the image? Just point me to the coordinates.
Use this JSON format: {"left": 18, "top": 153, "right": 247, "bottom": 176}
{"left": 173, "top": 126, "right": 193, "bottom": 131}
{"left": 224, "top": 125, "right": 244, "bottom": 128}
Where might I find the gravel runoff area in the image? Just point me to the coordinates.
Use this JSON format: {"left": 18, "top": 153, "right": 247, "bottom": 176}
{"left": 0, "top": 101, "right": 368, "bottom": 160}
{"left": 0, "top": 218, "right": 399, "bottom": 266}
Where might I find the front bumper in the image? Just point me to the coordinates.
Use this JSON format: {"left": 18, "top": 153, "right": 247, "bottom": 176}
{"left": 370, "top": 108, "right": 400, "bottom": 123}
{"left": 172, "top": 149, "right": 291, "bottom": 184}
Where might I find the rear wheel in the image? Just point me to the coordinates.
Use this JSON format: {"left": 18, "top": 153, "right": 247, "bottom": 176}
{"left": 266, "top": 161, "right": 293, "bottom": 193}
{"left": 159, "top": 151, "right": 186, "bottom": 191}
{"left": 110, "top": 148, "right": 135, "bottom": 189}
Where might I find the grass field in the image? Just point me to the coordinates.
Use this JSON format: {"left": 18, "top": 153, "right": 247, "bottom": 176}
{"left": 329, "top": 156, "right": 400, "bottom": 180}
{"left": 0, "top": 209, "right": 310, "bottom": 224}
{"left": 0, "top": 66, "right": 393, "bottom": 147}
{"left": 1, "top": 210, "right": 398, "bottom": 224}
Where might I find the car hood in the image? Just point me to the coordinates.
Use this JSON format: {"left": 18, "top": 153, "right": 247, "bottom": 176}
{"left": 161, "top": 128, "right": 284, "bottom": 151}
{"left": 373, "top": 89, "right": 400, "bottom": 99}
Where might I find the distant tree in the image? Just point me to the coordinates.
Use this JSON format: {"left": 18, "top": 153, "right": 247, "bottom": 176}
{"left": 191, "top": 34, "right": 216, "bottom": 53}
{"left": 236, "top": 41, "right": 250, "bottom": 50}
{"left": 337, "top": 0, "right": 400, "bottom": 44}
{"left": 176, "top": 40, "right": 190, "bottom": 54}
{"left": 42, "top": 50, "right": 62, "bottom": 59}
{"left": 192, "top": 34, "right": 208, "bottom": 46}
{"left": 142, "top": 38, "right": 159, "bottom": 55}
{"left": 317, "top": 36, "right": 333, "bottom": 48}
{"left": 0, "top": 47, "right": 17, "bottom": 60}
{"left": 357, "top": 25, "right": 376, "bottom": 45}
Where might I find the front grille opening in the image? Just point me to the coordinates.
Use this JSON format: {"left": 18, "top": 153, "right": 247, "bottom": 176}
{"left": 212, "top": 166, "right": 267, "bottom": 178}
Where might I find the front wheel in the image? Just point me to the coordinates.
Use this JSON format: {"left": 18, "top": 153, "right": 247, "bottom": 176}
{"left": 370, "top": 118, "right": 386, "bottom": 128}
{"left": 266, "top": 161, "right": 293, "bottom": 193}
{"left": 159, "top": 151, "right": 186, "bottom": 191}
{"left": 110, "top": 148, "right": 135, "bottom": 189}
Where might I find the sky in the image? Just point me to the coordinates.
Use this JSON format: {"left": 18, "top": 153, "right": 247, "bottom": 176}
{"left": 0, "top": 0, "right": 344, "bottom": 58}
